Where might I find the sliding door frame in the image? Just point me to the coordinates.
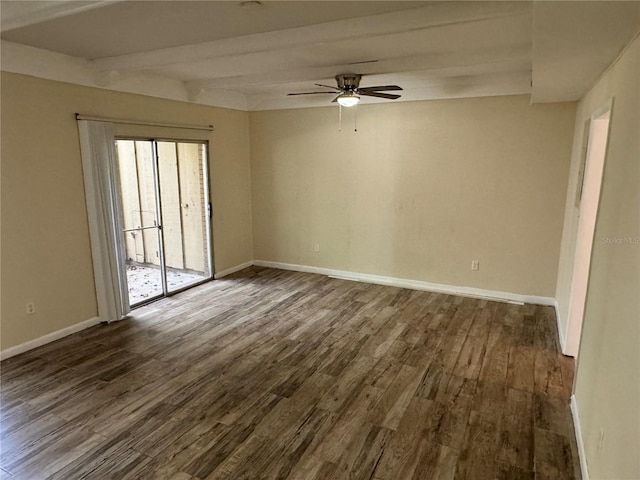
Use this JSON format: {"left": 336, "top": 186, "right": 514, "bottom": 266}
{"left": 115, "top": 136, "right": 215, "bottom": 306}
{"left": 151, "top": 140, "right": 170, "bottom": 297}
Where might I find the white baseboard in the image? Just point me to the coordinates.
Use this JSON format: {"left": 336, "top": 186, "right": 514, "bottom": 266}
{"left": 214, "top": 260, "right": 254, "bottom": 279}
{"left": 554, "top": 299, "right": 568, "bottom": 354}
{"left": 571, "top": 395, "right": 590, "bottom": 480}
{"left": 254, "top": 260, "right": 555, "bottom": 306}
{"left": 0, "top": 316, "right": 102, "bottom": 361}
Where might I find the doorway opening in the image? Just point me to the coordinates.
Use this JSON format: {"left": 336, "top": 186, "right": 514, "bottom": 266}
{"left": 565, "top": 101, "right": 613, "bottom": 358}
{"left": 115, "top": 139, "right": 213, "bottom": 307}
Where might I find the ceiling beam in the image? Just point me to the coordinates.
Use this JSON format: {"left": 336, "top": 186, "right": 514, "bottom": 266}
{"left": 154, "top": 10, "right": 530, "bottom": 83}
{"left": 1, "top": 1, "right": 123, "bottom": 33}
{"left": 185, "top": 46, "right": 532, "bottom": 92}
{"left": 91, "top": 2, "right": 532, "bottom": 72}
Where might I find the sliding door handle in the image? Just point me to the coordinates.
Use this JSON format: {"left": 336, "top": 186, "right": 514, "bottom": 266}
{"left": 122, "top": 225, "right": 162, "bottom": 233}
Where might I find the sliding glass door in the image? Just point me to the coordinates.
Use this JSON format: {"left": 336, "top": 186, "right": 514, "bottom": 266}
{"left": 115, "top": 139, "right": 212, "bottom": 307}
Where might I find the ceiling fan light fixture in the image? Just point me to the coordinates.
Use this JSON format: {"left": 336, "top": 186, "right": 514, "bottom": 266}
{"left": 337, "top": 92, "right": 360, "bottom": 107}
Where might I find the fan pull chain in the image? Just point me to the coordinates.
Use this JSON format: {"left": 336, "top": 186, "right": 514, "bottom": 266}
{"left": 338, "top": 104, "right": 342, "bottom": 132}
{"left": 354, "top": 104, "right": 358, "bottom": 132}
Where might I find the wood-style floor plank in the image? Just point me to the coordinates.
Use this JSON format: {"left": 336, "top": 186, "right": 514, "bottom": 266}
{"left": 0, "top": 267, "right": 580, "bottom": 479}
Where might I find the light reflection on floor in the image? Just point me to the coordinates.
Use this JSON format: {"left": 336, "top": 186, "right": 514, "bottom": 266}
{"left": 126, "top": 263, "right": 207, "bottom": 306}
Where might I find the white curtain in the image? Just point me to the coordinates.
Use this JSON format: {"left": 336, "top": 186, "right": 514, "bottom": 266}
{"left": 78, "top": 120, "right": 130, "bottom": 322}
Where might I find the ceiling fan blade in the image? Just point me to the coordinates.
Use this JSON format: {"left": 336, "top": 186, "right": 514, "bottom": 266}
{"left": 360, "top": 91, "right": 401, "bottom": 100}
{"left": 358, "top": 85, "right": 403, "bottom": 92}
{"left": 331, "top": 95, "right": 340, "bottom": 103}
{"left": 287, "top": 91, "right": 337, "bottom": 96}
{"left": 346, "top": 59, "right": 379, "bottom": 65}
{"left": 314, "top": 83, "right": 342, "bottom": 91}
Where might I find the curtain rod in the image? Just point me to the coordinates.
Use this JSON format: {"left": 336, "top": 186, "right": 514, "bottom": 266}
{"left": 75, "top": 113, "right": 214, "bottom": 132}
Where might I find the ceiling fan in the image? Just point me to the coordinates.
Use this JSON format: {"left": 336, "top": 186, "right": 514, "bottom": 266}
{"left": 287, "top": 74, "right": 402, "bottom": 107}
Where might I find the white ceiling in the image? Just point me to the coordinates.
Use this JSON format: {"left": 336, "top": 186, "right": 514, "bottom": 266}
{"left": 532, "top": 1, "right": 640, "bottom": 103}
{"left": 1, "top": 1, "right": 638, "bottom": 111}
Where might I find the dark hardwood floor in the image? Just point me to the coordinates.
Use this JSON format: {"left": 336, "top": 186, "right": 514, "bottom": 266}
{"left": 0, "top": 267, "right": 581, "bottom": 479}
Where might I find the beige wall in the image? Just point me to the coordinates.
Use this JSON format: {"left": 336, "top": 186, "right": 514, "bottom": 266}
{"left": 250, "top": 95, "right": 575, "bottom": 297}
{"left": 0, "top": 72, "right": 253, "bottom": 350}
{"left": 556, "top": 35, "right": 639, "bottom": 479}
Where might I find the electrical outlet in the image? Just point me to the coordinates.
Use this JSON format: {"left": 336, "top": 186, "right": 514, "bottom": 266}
{"left": 471, "top": 260, "right": 479, "bottom": 271}
{"left": 26, "top": 301, "right": 36, "bottom": 315}
{"left": 313, "top": 243, "right": 320, "bottom": 252}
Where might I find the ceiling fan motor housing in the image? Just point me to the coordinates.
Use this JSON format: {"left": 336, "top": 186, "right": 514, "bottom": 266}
{"left": 336, "top": 74, "right": 361, "bottom": 91}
